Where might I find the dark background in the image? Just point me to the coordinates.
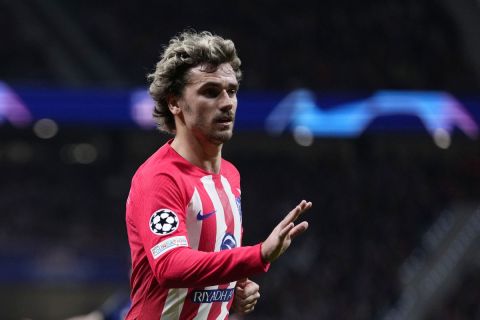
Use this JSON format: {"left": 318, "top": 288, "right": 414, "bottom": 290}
{"left": 1, "top": 0, "right": 480, "bottom": 319}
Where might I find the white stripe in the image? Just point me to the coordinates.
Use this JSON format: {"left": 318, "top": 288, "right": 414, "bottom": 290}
{"left": 201, "top": 175, "right": 226, "bottom": 251}
{"left": 220, "top": 176, "right": 242, "bottom": 247}
{"left": 193, "top": 284, "right": 217, "bottom": 320}
{"left": 186, "top": 187, "right": 203, "bottom": 250}
{"left": 216, "top": 281, "right": 236, "bottom": 319}
{"left": 160, "top": 288, "right": 188, "bottom": 320}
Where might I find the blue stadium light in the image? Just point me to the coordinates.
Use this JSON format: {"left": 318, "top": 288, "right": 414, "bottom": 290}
{"left": 0, "top": 82, "right": 32, "bottom": 127}
{"left": 1, "top": 81, "right": 479, "bottom": 139}
{"left": 266, "top": 89, "right": 479, "bottom": 139}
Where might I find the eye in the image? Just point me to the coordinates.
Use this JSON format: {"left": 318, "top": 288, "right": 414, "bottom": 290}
{"left": 202, "top": 88, "right": 220, "bottom": 98}
{"left": 227, "top": 88, "right": 238, "bottom": 97}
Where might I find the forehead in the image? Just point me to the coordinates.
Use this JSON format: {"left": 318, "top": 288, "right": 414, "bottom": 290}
{"left": 186, "top": 63, "right": 238, "bottom": 87}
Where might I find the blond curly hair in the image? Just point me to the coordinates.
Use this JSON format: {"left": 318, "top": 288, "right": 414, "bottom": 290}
{"left": 148, "top": 30, "right": 242, "bottom": 134}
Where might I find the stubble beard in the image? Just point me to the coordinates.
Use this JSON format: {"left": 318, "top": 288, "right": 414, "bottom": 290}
{"left": 207, "top": 120, "right": 235, "bottom": 145}
{"left": 210, "top": 110, "right": 236, "bottom": 145}
{"left": 185, "top": 104, "right": 235, "bottom": 146}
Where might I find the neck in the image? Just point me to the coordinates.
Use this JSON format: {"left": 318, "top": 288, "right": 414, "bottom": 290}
{"left": 171, "top": 133, "right": 223, "bottom": 174}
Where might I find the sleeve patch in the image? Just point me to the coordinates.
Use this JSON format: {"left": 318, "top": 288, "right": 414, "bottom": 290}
{"left": 151, "top": 236, "right": 188, "bottom": 259}
{"left": 149, "top": 209, "right": 179, "bottom": 235}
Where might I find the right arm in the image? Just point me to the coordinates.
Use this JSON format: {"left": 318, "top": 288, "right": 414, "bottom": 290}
{"left": 128, "top": 173, "right": 269, "bottom": 288}
{"left": 128, "top": 173, "right": 311, "bottom": 288}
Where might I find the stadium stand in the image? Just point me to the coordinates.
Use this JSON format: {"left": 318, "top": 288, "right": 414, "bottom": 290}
{"left": 1, "top": 0, "right": 480, "bottom": 318}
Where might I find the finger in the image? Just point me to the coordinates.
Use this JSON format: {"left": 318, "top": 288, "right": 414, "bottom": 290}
{"left": 280, "top": 200, "right": 312, "bottom": 227}
{"left": 243, "top": 280, "right": 259, "bottom": 296}
{"left": 235, "top": 286, "right": 247, "bottom": 299}
{"left": 236, "top": 278, "right": 247, "bottom": 288}
{"left": 300, "top": 201, "right": 312, "bottom": 213}
{"left": 242, "top": 304, "right": 256, "bottom": 314}
{"left": 293, "top": 201, "right": 312, "bottom": 221}
{"left": 243, "top": 286, "right": 259, "bottom": 298}
{"left": 246, "top": 299, "right": 259, "bottom": 308}
{"left": 239, "top": 292, "right": 260, "bottom": 307}
{"left": 289, "top": 221, "right": 309, "bottom": 239}
{"left": 278, "top": 222, "right": 295, "bottom": 239}
{"left": 242, "top": 300, "right": 259, "bottom": 310}
{"left": 279, "top": 201, "right": 304, "bottom": 228}
{"left": 236, "top": 280, "right": 260, "bottom": 305}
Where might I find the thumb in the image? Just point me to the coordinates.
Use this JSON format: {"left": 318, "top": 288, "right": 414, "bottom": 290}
{"left": 236, "top": 278, "right": 248, "bottom": 288}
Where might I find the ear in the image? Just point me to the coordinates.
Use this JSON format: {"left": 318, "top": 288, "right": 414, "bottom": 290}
{"left": 167, "top": 95, "right": 182, "bottom": 115}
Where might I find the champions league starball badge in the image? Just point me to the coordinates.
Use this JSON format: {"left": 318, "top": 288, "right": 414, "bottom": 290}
{"left": 149, "top": 209, "right": 179, "bottom": 235}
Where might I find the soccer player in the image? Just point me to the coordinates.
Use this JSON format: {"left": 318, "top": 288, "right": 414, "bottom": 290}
{"left": 125, "top": 30, "right": 312, "bottom": 320}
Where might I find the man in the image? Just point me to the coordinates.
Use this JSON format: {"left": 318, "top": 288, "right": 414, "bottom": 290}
{"left": 125, "top": 30, "right": 312, "bottom": 320}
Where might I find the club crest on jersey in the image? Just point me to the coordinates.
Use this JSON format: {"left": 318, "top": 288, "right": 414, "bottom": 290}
{"left": 149, "top": 209, "right": 179, "bottom": 235}
{"left": 220, "top": 233, "right": 237, "bottom": 250}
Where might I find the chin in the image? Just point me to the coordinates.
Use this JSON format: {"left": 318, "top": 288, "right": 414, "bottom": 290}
{"left": 209, "top": 131, "right": 233, "bottom": 145}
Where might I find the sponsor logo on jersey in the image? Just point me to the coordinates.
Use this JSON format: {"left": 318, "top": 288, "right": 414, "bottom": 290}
{"left": 149, "top": 209, "right": 179, "bottom": 235}
{"left": 151, "top": 236, "right": 188, "bottom": 259}
{"left": 196, "top": 210, "right": 216, "bottom": 221}
{"left": 220, "top": 233, "right": 237, "bottom": 250}
{"left": 191, "top": 288, "right": 234, "bottom": 303}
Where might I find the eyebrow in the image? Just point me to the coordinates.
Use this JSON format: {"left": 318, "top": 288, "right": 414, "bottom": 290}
{"left": 197, "top": 81, "right": 239, "bottom": 90}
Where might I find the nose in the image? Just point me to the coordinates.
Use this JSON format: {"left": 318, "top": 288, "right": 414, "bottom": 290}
{"left": 219, "top": 90, "right": 235, "bottom": 111}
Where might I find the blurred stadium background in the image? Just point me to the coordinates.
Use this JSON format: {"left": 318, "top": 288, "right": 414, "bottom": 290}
{"left": 1, "top": 0, "right": 480, "bottom": 319}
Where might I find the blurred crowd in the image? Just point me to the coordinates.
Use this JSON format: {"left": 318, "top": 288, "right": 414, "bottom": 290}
{"left": 426, "top": 266, "right": 480, "bottom": 320}
{"left": 235, "top": 135, "right": 479, "bottom": 319}
{"left": 1, "top": 0, "right": 478, "bottom": 91}
{"left": 1, "top": 0, "right": 480, "bottom": 318}
{"left": 1, "top": 128, "right": 479, "bottom": 319}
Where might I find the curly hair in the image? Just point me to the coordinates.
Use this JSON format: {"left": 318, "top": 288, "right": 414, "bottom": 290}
{"left": 148, "top": 30, "right": 242, "bottom": 134}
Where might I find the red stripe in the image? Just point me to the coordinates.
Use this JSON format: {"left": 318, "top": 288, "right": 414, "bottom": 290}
{"left": 196, "top": 181, "right": 217, "bottom": 252}
{"left": 214, "top": 176, "right": 235, "bottom": 235}
{"left": 207, "top": 176, "right": 236, "bottom": 320}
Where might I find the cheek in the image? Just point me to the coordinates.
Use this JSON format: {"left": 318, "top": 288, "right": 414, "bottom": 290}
{"left": 192, "top": 107, "right": 213, "bottom": 126}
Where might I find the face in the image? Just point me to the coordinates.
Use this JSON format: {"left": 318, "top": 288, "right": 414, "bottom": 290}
{"left": 174, "top": 63, "right": 239, "bottom": 145}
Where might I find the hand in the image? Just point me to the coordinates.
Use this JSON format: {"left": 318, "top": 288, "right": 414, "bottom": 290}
{"left": 232, "top": 278, "right": 260, "bottom": 315}
{"left": 261, "top": 200, "right": 312, "bottom": 262}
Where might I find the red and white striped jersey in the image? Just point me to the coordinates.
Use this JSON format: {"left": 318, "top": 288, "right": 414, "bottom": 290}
{"left": 125, "top": 140, "right": 269, "bottom": 320}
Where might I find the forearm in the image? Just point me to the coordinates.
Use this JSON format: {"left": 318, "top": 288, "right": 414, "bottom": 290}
{"left": 153, "top": 244, "right": 269, "bottom": 288}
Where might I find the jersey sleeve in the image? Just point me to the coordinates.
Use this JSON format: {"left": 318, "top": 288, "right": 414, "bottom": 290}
{"left": 127, "top": 172, "right": 269, "bottom": 289}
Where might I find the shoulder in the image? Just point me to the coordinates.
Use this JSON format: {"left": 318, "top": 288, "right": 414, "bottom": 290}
{"left": 221, "top": 158, "right": 240, "bottom": 178}
{"left": 130, "top": 144, "right": 187, "bottom": 198}
{"left": 134, "top": 145, "right": 170, "bottom": 179}
{"left": 221, "top": 159, "right": 241, "bottom": 192}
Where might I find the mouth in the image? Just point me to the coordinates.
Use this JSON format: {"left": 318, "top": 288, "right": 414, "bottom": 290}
{"left": 215, "top": 116, "right": 234, "bottom": 125}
